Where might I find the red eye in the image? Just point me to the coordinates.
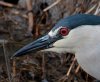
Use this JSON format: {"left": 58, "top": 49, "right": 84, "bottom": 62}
{"left": 59, "top": 28, "right": 70, "bottom": 36}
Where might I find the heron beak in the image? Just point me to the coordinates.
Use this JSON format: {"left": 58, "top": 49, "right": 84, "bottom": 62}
{"left": 12, "top": 35, "right": 58, "bottom": 58}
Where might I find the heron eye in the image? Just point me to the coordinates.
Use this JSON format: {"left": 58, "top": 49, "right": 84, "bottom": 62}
{"left": 59, "top": 28, "right": 69, "bottom": 36}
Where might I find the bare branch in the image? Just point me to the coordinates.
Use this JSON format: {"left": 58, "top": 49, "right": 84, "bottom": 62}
{"left": 43, "top": 0, "right": 61, "bottom": 12}
{"left": 85, "top": 4, "right": 97, "bottom": 14}
{"left": 94, "top": 1, "right": 100, "bottom": 15}
{"left": 0, "top": 1, "right": 14, "bottom": 7}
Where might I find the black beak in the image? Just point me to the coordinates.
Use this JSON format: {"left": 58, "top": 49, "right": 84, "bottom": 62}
{"left": 12, "top": 35, "right": 58, "bottom": 58}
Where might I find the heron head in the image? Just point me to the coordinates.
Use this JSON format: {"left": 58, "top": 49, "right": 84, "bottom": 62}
{"left": 12, "top": 14, "right": 100, "bottom": 57}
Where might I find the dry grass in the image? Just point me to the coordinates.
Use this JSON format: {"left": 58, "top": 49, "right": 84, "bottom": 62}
{"left": 0, "top": 0, "right": 100, "bottom": 82}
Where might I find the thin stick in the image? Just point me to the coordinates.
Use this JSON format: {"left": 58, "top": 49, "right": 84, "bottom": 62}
{"left": 58, "top": 57, "right": 76, "bottom": 82}
{"left": 26, "top": 0, "right": 34, "bottom": 33}
{"left": 12, "top": 59, "right": 16, "bottom": 82}
{"left": 94, "top": 1, "right": 100, "bottom": 15}
{"left": 43, "top": 0, "right": 61, "bottom": 12}
{"left": 85, "top": 4, "right": 97, "bottom": 14}
{"left": 66, "top": 57, "right": 76, "bottom": 76}
{"left": 11, "top": 10, "right": 28, "bottom": 19}
{"left": 3, "top": 41, "right": 12, "bottom": 82}
{"left": 42, "top": 53, "right": 46, "bottom": 79}
{"left": 0, "top": 1, "right": 14, "bottom": 7}
{"left": 75, "top": 65, "right": 80, "bottom": 74}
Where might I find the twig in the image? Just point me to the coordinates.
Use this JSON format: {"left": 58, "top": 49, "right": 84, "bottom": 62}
{"left": 58, "top": 57, "right": 76, "bottom": 82}
{"left": 43, "top": 0, "right": 61, "bottom": 12}
{"left": 12, "top": 59, "right": 16, "bottom": 82}
{"left": 0, "top": 1, "right": 28, "bottom": 19}
{"left": 0, "top": 1, "right": 14, "bottom": 7}
{"left": 62, "top": 57, "right": 76, "bottom": 82}
{"left": 3, "top": 41, "right": 12, "bottom": 82}
{"left": 75, "top": 65, "right": 80, "bottom": 74}
{"left": 42, "top": 53, "right": 46, "bottom": 79}
{"left": 85, "top": 4, "right": 97, "bottom": 14}
{"left": 7, "top": 15, "right": 19, "bottom": 25}
{"left": 66, "top": 57, "right": 76, "bottom": 76}
{"left": 11, "top": 10, "right": 28, "bottom": 19}
{"left": 94, "top": 1, "right": 100, "bottom": 15}
{"left": 26, "top": 0, "right": 34, "bottom": 33}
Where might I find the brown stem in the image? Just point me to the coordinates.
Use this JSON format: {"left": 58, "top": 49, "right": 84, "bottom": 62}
{"left": 26, "top": 0, "right": 34, "bottom": 33}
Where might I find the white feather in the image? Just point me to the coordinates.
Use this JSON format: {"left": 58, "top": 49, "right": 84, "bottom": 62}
{"left": 45, "top": 25, "right": 100, "bottom": 80}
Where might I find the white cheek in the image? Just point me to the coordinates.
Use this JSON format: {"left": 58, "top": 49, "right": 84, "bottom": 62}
{"left": 53, "top": 39, "right": 65, "bottom": 47}
{"left": 41, "top": 48, "right": 67, "bottom": 53}
{"left": 53, "top": 35, "right": 70, "bottom": 48}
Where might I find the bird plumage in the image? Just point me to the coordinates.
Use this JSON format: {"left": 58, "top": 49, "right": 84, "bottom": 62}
{"left": 52, "top": 14, "right": 100, "bottom": 31}
{"left": 13, "top": 14, "right": 100, "bottom": 80}
{"left": 48, "top": 25, "right": 100, "bottom": 80}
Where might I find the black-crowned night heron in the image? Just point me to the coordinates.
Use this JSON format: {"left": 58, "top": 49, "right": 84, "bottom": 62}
{"left": 12, "top": 14, "right": 100, "bottom": 80}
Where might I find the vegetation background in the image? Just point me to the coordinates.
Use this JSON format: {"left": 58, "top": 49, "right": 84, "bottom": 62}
{"left": 0, "top": 0, "right": 100, "bottom": 82}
